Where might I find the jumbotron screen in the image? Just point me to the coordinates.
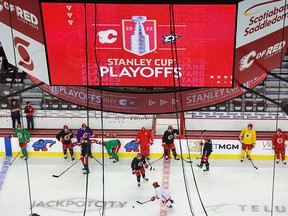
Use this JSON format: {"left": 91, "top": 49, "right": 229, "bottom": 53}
{"left": 41, "top": 3, "right": 237, "bottom": 87}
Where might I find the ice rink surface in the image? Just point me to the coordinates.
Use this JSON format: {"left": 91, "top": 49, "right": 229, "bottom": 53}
{"left": 0, "top": 155, "right": 287, "bottom": 216}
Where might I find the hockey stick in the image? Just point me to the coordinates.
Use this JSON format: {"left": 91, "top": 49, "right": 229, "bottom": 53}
{"left": 91, "top": 156, "right": 103, "bottom": 165}
{"left": 149, "top": 154, "right": 164, "bottom": 165}
{"left": 245, "top": 149, "right": 258, "bottom": 170}
{"left": 239, "top": 140, "right": 258, "bottom": 170}
{"left": 177, "top": 154, "right": 193, "bottom": 163}
{"left": 197, "top": 129, "right": 206, "bottom": 159}
{"left": 52, "top": 159, "right": 80, "bottom": 178}
{"left": 136, "top": 200, "right": 151, "bottom": 205}
{"left": 9, "top": 149, "right": 22, "bottom": 165}
{"left": 146, "top": 159, "right": 154, "bottom": 171}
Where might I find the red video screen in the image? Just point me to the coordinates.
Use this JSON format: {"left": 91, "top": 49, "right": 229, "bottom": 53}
{"left": 41, "top": 3, "right": 236, "bottom": 87}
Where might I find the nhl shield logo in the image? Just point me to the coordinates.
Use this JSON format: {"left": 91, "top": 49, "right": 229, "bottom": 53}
{"left": 122, "top": 16, "right": 156, "bottom": 56}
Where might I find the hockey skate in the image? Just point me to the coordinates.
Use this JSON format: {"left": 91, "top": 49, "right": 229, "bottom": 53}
{"left": 83, "top": 169, "right": 90, "bottom": 174}
{"left": 24, "top": 156, "right": 28, "bottom": 160}
{"left": 170, "top": 199, "right": 174, "bottom": 204}
{"left": 282, "top": 160, "right": 287, "bottom": 165}
{"left": 203, "top": 167, "right": 209, "bottom": 172}
{"left": 276, "top": 159, "right": 280, "bottom": 163}
{"left": 167, "top": 204, "right": 173, "bottom": 208}
{"left": 143, "top": 177, "right": 149, "bottom": 181}
{"left": 174, "top": 156, "right": 180, "bottom": 160}
{"left": 113, "top": 159, "right": 119, "bottom": 163}
{"left": 64, "top": 155, "right": 67, "bottom": 159}
{"left": 138, "top": 182, "right": 141, "bottom": 187}
{"left": 240, "top": 157, "right": 244, "bottom": 162}
{"left": 247, "top": 155, "right": 251, "bottom": 160}
{"left": 20, "top": 155, "right": 25, "bottom": 159}
{"left": 197, "top": 164, "right": 203, "bottom": 168}
{"left": 165, "top": 155, "right": 169, "bottom": 160}
{"left": 71, "top": 156, "right": 75, "bottom": 161}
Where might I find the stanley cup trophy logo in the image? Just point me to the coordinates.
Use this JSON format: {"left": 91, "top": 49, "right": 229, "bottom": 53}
{"left": 122, "top": 16, "right": 156, "bottom": 56}
{"left": 130, "top": 16, "right": 150, "bottom": 55}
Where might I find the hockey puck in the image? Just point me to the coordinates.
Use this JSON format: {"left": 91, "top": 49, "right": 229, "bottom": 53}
{"left": 153, "top": 168, "right": 155, "bottom": 170}
{"left": 132, "top": 206, "right": 135, "bottom": 208}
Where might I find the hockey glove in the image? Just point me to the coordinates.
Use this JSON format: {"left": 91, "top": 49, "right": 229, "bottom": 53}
{"left": 132, "top": 170, "right": 136, "bottom": 175}
{"left": 145, "top": 164, "right": 149, "bottom": 169}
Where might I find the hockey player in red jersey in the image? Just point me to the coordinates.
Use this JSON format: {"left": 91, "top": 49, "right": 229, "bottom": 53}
{"left": 56, "top": 125, "right": 75, "bottom": 161}
{"left": 197, "top": 137, "right": 213, "bottom": 171}
{"left": 136, "top": 127, "right": 153, "bottom": 160}
{"left": 131, "top": 153, "right": 149, "bottom": 186}
{"left": 150, "top": 182, "right": 174, "bottom": 208}
{"left": 272, "top": 128, "right": 288, "bottom": 164}
{"left": 162, "top": 125, "right": 180, "bottom": 160}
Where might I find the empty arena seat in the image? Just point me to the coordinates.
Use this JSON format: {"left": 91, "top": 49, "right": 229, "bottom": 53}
{"left": 256, "top": 100, "right": 265, "bottom": 111}
{"left": 0, "top": 98, "right": 9, "bottom": 109}
{"left": 233, "top": 100, "right": 243, "bottom": 111}
{"left": 217, "top": 102, "right": 228, "bottom": 111}
{"left": 244, "top": 101, "right": 254, "bottom": 111}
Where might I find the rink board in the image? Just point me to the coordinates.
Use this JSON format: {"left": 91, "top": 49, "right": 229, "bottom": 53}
{"left": 0, "top": 137, "right": 281, "bottom": 160}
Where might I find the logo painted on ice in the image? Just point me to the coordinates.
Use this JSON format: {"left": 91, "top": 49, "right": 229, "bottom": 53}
{"left": 32, "top": 197, "right": 127, "bottom": 213}
{"left": 122, "top": 16, "right": 156, "bottom": 56}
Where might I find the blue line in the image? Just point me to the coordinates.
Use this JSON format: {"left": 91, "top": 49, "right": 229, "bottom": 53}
{"left": 0, "top": 157, "right": 11, "bottom": 191}
{"left": 4, "top": 137, "right": 12, "bottom": 156}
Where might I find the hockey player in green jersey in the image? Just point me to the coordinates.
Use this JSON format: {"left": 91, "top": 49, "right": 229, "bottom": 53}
{"left": 11, "top": 124, "right": 30, "bottom": 160}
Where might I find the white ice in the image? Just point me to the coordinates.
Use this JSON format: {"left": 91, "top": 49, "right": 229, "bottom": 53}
{"left": 0, "top": 156, "right": 287, "bottom": 216}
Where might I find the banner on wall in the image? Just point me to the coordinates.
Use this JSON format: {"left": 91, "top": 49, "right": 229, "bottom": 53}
{"left": 3, "top": 138, "right": 283, "bottom": 157}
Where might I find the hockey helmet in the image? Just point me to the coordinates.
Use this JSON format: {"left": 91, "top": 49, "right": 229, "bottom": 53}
{"left": 82, "top": 123, "right": 87, "bottom": 128}
{"left": 152, "top": 182, "right": 159, "bottom": 187}
{"left": 247, "top": 123, "right": 253, "bottom": 128}
{"left": 168, "top": 125, "right": 173, "bottom": 130}
{"left": 16, "top": 124, "right": 21, "bottom": 129}
{"left": 277, "top": 128, "right": 282, "bottom": 133}
{"left": 141, "top": 127, "right": 145, "bottom": 131}
{"left": 137, "top": 153, "right": 142, "bottom": 157}
{"left": 63, "top": 125, "right": 68, "bottom": 129}
{"left": 204, "top": 137, "right": 210, "bottom": 141}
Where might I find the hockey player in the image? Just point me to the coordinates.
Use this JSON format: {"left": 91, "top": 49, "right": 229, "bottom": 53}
{"left": 79, "top": 137, "right": 89, "bottom": 174}
{"left": 56, "top": 125, "right": 75, "bottom": 160}
{"left": 272, "top": 128, "right": 288, "bottom": 164}
{"left": 131, "top": 153, "right": 149, "bottom": 186}
{"left": 105, "top": 139, "right": 121, "bottom": 163}
{"left": 11, "top": 124, "right": 30, "bottom": 160}
{"left": 135, "top": 127, "right": 153, "bottom": 160}
{"left": 239, "top": 123, "right": 256, "bottom": 162}
{"left": 95, "top": 139, "right": 121, "bottom": 163}
{"left": 197, "top": 137, "right": 213, "bottom": 171}
{"left": 162, "top": 125, "right": 180, "bottom": 160}
{"left": 151, "top": 182, "right": 174, "bottom": 208}
{"left": 76, "top": 123, "right": 94, "bottom": 157}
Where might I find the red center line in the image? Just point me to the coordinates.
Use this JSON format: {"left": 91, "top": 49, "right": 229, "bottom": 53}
{"left": 160, "top": 159, "right": 171, "bottom": 216}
